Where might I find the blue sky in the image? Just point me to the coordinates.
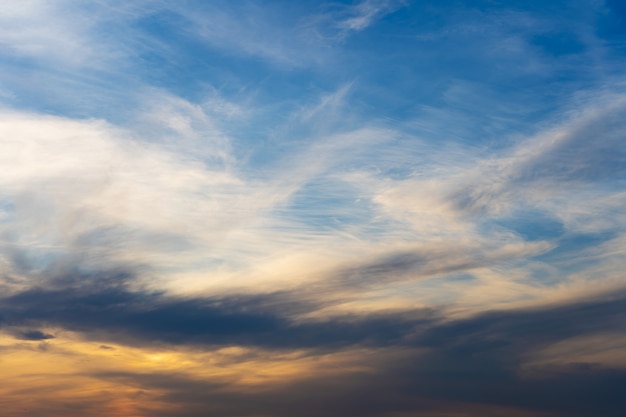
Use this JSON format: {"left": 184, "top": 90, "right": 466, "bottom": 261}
{"left": 0, "top": 1, "right": 626, "bottom": 416}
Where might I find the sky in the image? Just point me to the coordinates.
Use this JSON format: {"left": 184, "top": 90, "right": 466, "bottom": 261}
{"left": 0, "top": 0, "right": 625, "bottom": 416}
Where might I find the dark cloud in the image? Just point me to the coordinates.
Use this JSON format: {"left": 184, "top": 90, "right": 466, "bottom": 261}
{"left": 2, "top": 264, "right": 625, "bottom": 417}
{"left": 76, "top": 292, "right": 626, "bottom": 417}
{"left": 394, "top": 294, "right": 626, "bottom": 417}
{"left": 3, "top": 290, "right": 626, "bottom": 417}
{"left": 0, "top": 268, "right": 433, "bottom": 350}
{"left": 98, "top": 345, "right": 115, "bottom": 350}
{"left": 418, "top": 292, "right": 626, "bottom": 356}
{"left": 14, "top": 329, "right": 55, "bottom": 341}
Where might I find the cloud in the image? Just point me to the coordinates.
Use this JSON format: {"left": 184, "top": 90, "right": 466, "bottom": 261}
{"left": 0, "top": 1, "right": 154, "bottom": 69}
{"left": 160, "top": 2, "right": 332, "bottom": 68}
{"left": 0, "top": 0, "right": 97, "bottom": 66}
{"left": 336, "top": 0, "right": 404, "bottom": 32}
{"left": 449, "top": 94, "right": 626, "bottom": 214}
{"left": 13, "top": 329, "right": 55, "bottom": 341}
{"left": 2, "top": 82, "right": 625, "bottom": 317}
{"left": 0, "top": 266, "right": 433, "bottom": 349}
{"left": 15, "top": 291, "right": 619, "bottom": 417}
{"left": 0, "top": 109, "right": 269, "bottom": 288}
{"left": 143, "top": 291, "right": 626, "bottom": 417}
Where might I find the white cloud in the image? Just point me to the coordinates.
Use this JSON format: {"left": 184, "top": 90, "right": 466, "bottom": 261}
{"left": 0, "top": 0, "right": 120, "bottom": 67}
{"left": 167, "top": 2, "right": 328, "bottom": 68}
{"left": 0, "top": 100, "right": 396, "bottom": 297}
{"left": 0, "top": 110, "right": 248, "bottom": 282}
{"left": 336, "top": 0, "right": 403, "bottom": 32}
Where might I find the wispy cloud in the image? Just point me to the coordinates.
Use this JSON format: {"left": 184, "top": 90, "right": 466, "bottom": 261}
{"left": 336, "top": 0, "right": 404, "bottom": 32}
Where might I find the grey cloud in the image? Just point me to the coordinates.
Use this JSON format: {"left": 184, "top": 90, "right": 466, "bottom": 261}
{"left": 1, "top": 253, "right": 625, "bottom": 417}
{"left": 14, "top": 329, "right": 55, "bottom": 341}
{"left": 0, "top": 267, "right": 433, "bottom": 350}
{"left": 2, "top": 262, "right": 626, "bottom": 416}
{"left": 319, "top": 248, "right": 486, "bottom": 295}
{"left": 79, "top": 292, "right": 626, "bottom": 417}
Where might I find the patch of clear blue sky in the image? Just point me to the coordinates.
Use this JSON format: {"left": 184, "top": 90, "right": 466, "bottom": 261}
{"left": 494, "top": 208, "right": 566, "bottom": 242}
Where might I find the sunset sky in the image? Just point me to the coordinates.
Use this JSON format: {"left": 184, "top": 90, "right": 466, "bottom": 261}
{"left": 1, "top": 1, "right": 626, "bottom": 416}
